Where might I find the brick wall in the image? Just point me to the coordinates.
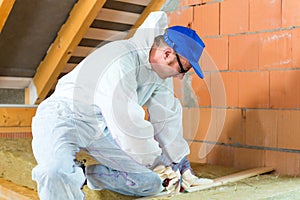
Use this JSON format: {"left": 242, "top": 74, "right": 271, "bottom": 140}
{"left": 167, "top": 0, "right": 300, "bottom": 175}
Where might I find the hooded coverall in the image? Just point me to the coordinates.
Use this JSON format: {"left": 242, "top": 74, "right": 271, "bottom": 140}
{"left": 31, "top": 11, "right": 190, "bottom": 199}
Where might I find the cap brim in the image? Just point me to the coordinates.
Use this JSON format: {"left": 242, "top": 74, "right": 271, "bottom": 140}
{"left": 190, "top": 61, "right": 204, "bottom": 79}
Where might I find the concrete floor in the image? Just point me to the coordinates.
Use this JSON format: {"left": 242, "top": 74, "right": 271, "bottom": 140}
{"left": 1, "top": 137, "right": 300, "bottom": 200}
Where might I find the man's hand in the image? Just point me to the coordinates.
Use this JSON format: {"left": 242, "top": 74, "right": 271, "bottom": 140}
{"left": 153, "top": 165, "right": 181, "bottom": 193}
{"left": 181, "top": 169, "right": 214, "bottom": 190}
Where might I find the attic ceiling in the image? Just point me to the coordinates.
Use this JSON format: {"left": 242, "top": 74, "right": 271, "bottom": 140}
{"left": 0, "top": 0, "right": 77, "bottom": 78}
{"left": 0, "top": 0, "right": 167, "bottom": 104}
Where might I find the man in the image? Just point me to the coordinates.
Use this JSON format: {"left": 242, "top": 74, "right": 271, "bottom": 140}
{"left": 31, "top": 11, "right": 212, "bottom": 200}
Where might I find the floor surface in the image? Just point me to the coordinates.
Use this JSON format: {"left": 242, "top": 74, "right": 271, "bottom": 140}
{"left": 1, "top": 138, "right": 300, "bottom": 200}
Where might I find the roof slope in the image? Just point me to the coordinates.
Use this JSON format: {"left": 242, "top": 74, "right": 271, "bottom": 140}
{"left": 0, "top": 0, "right": 166, "bottom": 104}
{"left": 0, "top": 0, "right": 77, "bottom": 77}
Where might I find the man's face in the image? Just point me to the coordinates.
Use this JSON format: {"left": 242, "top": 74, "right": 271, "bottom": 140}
{"left": 150, "top": 47, "right": 192, "bottom": 80}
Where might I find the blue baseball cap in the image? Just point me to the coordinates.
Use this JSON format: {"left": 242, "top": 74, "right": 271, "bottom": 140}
{"left": 163, "top": 26, "right": 205, "bottom": 79}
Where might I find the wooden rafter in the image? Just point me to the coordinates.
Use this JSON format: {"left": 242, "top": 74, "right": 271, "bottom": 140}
{"left": 187, "top": 167, "right": 274, "bottom": 192}
{"left": 96, "top": 8, "right": 140, "bottom": 25}
{"left": 0, "top": 0, "right": 16, "bottom": 33}
{"left": 0, "top": 107, "right": 36, "bottom": 127}
{"left": 138, "top": 167, "right": 274, "bottom": 199}
{"left": 84, "top": 28, "right": 127, "bottom": 41}
{"left": 25, "top": 0, "right": 106, "bottom": 104}
{"left": 126, "top": 0, "right": 167, "bottom": 39}
{"left": 115, "top": 0, "right": 151, "bottom": 6}
{"left": 0, "top": 106, "right": 37, "bottom": 133}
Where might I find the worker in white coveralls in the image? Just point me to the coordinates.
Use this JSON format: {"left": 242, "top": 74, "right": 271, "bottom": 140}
{"left": 31, "top": 11, "right": 213, "bottom": 199}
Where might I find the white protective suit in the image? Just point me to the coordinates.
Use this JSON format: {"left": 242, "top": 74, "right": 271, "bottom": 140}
{"left": 53, "top": 11, "right": 189, "bottom": 167}
{"left": 31, "top": 11, "right": 190, "bottom": 199}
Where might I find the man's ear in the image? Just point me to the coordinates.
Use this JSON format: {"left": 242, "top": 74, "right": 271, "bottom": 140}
{"left": 162, "top": 47, "right": 174, "bottom": 61}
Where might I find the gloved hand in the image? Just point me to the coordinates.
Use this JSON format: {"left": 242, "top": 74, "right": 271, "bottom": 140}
{"left": 153, "top": 165, "right": 181, "bottom": 193}
{"left": 181, "top": 169, "right": 214, "bottom": 190}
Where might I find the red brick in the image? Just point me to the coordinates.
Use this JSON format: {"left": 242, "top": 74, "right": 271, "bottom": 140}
{"left": 207, "top": 145, "right": 234, "bottom": 167}
{"left": 249, "top": 0, "right": 281, "bottom": 32}
{"left": 282, "top": 0, "right": 300, "bottom": 27}
{"left": 292, "top": 28, "right": 300, "bottom": 68}
{"left": 259, "top": 30, "right": 292, "bottom": 70}
{"left": 191, "top": 107, "right": 221, "bottom": 143}
{"left": 201, "top": 143, "right": 215, "bottom": 161}
{"left": 203, "top": 36, "right": 229, "bottom": 70}
{"left": 245, "top": 109, "right": 278, "bottom": 147}
{"left": 238, "top": 71, "right": 270, "bottom": 108}
{"left": 218, "top": 109, "right": 245, "bottom": 145}
{"left": 167, "top": 7, "right": 193, "bottom": 27}
{"left": 191, "top": 73, "right": 211, "bottom": 106}
{"left": 233, "top": 148, "right": 265, "bottom": 169}
{"left": 229, "top": 34, "right": 259, "bottom": 70}
{"left": 277, "top": 110, "right": 300, "bottom": 149}
{"left": 270, "top": 70, "right": 300, "bottom": 108}
{"left": 193, "top": 3, "right": 220, "bottom": 36}
{"left": 192, "top": 108, "right": 229, "bottom": 144}
{"left": 220, "top": 0, "right": 249, "bottom": 34}
{"left": 210, "top": 72, "right": 231, "bottom": 107}
{"left": 200, "top": 48, "right": 224, "bottom": 73}
{"left": 182, "top": 107, "right": 203, "bottom": 140}
{"left": 219, "top": 72, "right": 239, "bottom": 107}
{"left": 194, "top": 108, "right": 214, "bottom": 141}
{"left": 188, "top": 141, "right": 207, "bottom": 163}
{"left": 265, "top": 151, "right": 300, "bottom": 176}
{"left": 215, "top": 108, "right": 228, "bottom": 139}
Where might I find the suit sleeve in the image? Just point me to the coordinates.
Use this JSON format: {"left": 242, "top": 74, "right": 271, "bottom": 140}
{"left": 145, "top": 78, "right": 190, "bottom": 163}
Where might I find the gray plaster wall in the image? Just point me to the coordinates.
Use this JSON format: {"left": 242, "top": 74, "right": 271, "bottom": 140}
{"left": 161, "top": 0, "right": 181, "bottom": 12}
{"left": 0, "top": 89, "right": 24, "bottom": 104}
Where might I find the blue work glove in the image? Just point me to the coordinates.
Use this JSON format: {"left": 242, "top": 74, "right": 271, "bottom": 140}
{"left": 172, "top": 157, "right": 214, "bottom": 190}
{"left": 171, "top": 157, "right": 192, "bottom": 173}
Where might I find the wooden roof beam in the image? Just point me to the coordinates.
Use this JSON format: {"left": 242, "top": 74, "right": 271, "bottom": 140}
{"left": 115, "top": 0, "right": 151, "bottom": 6}
{"left": 0, "top": 106, "right": 37, "bottom": 134}
{"left": 25, "top": 0, "right": 106, "bottom": 104}
{"left": 126, "top": 0, "right": 167, "bottom": 39}
{"left": 0, "top": 0, "right": 16, "bottom": 33}
{"left": 96, "top": 8, "right": 140, "bottom": 25}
